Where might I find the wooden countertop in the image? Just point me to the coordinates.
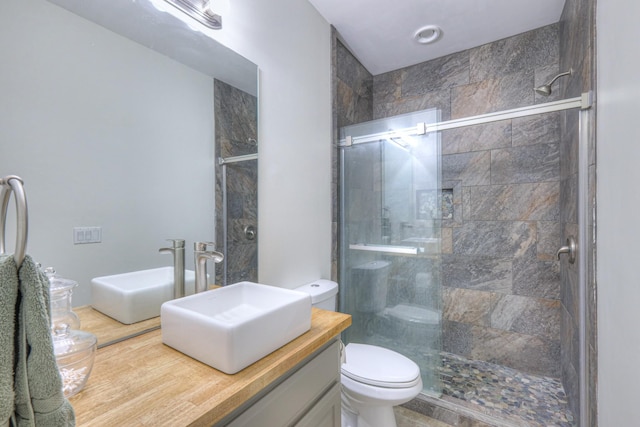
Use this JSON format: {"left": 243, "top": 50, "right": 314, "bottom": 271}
{"left": 69, "top": 308, "right": 351, "bottom": 426}
{"left": 75, "top": 305, "right": 161, "bottom": 346}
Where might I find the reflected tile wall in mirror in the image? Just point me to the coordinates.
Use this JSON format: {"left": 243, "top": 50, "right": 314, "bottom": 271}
{"left": 214, "top": 79, "right": 258, "bottom": 285}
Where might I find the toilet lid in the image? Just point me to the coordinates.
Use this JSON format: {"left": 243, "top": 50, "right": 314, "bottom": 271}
{"left": 341, "top": 343, "right": 421, "bottom": 388}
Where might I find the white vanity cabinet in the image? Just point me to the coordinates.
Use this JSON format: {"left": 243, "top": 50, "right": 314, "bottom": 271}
{"left": 222, "top": 340, "right": 342, "bottom": 427}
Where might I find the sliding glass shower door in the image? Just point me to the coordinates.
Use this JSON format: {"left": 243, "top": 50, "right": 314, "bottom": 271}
{"left": 339, "top": 110, "right": 442, "bottom": 396}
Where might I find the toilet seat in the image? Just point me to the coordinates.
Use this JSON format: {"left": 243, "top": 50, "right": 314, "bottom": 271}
{"left": 341, "top": 343, "right": 421, "bottom": 388}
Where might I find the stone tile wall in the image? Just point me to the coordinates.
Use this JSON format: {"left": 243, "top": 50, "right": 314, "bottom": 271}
{"left": 214, "top": 79, "right": 258, "bottom": 284}
{"left": 371, "top": 24, "right": 563, "bottom": 378}
{"left": 332, "top": 32, "right": 374, "bottom": 281}
{"left": 558, "top": 0, "right": 597, "bottom": 423}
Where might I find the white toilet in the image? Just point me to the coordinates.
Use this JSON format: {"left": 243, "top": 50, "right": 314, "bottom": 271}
{"left": 295, "top": 280, "right": 423, "bottom": 427}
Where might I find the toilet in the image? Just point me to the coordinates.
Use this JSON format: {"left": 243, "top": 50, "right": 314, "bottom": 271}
{"left": 295, "top": 280, "right": 423, "bottom": 427}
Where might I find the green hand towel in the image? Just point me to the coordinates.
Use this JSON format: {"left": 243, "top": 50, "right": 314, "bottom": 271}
{"left": 13, "top": 255, "right": 75, "bottom": 427}
{"left": 0, "top": 255, "right": 19, "bottom": 426}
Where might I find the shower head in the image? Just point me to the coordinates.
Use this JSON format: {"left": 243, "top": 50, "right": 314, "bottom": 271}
{"left": 534, "top": 69, "right": 573, "bottom": 96}
{"left": 534, "top": 84, "right": 553, "bottom": 97}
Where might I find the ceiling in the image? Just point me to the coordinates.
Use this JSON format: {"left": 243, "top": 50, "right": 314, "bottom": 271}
{"left": 308, "top": 0, "right": 566, "bottom": 75}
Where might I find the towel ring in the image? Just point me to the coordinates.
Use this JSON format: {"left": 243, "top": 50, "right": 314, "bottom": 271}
{"left": 0, "top": 175, "right": 28, "bottom": 268}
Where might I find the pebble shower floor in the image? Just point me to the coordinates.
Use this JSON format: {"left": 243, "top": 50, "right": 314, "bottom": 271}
{"left": 437, "top": 352, "right": 575, "bottom": 426}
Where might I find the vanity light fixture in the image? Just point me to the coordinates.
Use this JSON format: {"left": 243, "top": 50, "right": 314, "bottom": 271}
{"left": 414, "top": 25, "right": 443, "bottom": 45}
{"left": 161, "top": 0, "right": 223, "bottom": 30}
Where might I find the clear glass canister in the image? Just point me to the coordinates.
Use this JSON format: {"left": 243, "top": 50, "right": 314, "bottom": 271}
{"left": 52, "top": 328, "right": 97, "bottom": 397}
{"left": 46, "top": 269, "right": 81, "bottom": 336}
{"left": 45, "top": 268, "right": 97, "bottom": 397}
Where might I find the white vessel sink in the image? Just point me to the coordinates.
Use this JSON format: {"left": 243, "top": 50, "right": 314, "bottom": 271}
{"left": 161, "top": 281, "right": 312, "bottom": 374}
{"left": 91, "top": 267, "right": 195, "bottom": 324}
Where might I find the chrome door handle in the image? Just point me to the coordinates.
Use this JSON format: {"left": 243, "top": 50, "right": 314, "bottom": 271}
{"left": 557, "top": 236, "right": 577, "bottom": 264}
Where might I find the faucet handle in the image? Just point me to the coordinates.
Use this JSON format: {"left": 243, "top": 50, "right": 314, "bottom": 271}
{"left": 194, "top": 241, "right": 216, "bottom": 251}
{"left": 166, "top": 239, "right": 185, "bottom": 248}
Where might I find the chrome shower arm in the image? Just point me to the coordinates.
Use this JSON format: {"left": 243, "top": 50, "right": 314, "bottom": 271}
{"left": 547, "top": 70, "right": 573, "bottom": 87}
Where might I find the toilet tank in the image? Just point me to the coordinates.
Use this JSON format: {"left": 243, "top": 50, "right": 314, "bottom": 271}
{"left": 351, "top": 260, "right": 391, "bottom": 313}
{"left": 295, "top": 280, "right": 338, "bottom": 311}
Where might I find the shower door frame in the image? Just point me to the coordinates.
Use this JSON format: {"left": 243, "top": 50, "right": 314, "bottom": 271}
{"left": 338, "top": 92, "right": 594, "bottom": 426}
{"left": 340, "top": 94, "right": 590, "bottom": 147}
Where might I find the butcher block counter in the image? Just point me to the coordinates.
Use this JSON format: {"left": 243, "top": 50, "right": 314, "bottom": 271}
{"left": 70, "top": 307, "right": 351, "bottom": 426}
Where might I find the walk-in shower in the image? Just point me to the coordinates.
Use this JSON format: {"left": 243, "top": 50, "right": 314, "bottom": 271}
{"left": 338, "top": 93, "right": 593, "bottom": 426}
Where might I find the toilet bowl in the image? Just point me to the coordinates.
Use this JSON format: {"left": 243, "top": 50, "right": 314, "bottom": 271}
{"left": 295, "top": 280, "right": 423, "bottom": 427}
{"left": 341, "top": 343, "right": 423, "bottom": 427}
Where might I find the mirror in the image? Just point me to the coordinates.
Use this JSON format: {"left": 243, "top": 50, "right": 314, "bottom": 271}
{"left": 0, "top": 0, "right": 258, "bottom": 342}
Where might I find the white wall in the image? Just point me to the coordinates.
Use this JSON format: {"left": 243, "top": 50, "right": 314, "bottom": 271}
{"left": 596, "top": 0, "right": 640, "bottom": 424}
{"left": 209, "top": 0, "right": 334, "bottom": 288}
{"left": 0, "top": 0, "right": 215, "bottom": 305}
{"left": 1, "top": 0, "right": 333, "bottom": 303}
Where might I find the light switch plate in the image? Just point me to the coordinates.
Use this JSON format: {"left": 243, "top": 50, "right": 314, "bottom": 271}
{"left": 73, "top": 226, "right": 102, "bottom": 244}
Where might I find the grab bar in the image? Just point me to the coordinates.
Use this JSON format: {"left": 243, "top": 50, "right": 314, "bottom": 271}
{"left": 0, "top": 175, "right": 28, "bottom": 268}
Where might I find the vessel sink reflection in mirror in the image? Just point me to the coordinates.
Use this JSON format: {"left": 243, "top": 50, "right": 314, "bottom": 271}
{"left": 161, "top": 281, "right": 312, "bottom": 374}
{"left": 91, "top": 267, "right": 196, "bottom": 324}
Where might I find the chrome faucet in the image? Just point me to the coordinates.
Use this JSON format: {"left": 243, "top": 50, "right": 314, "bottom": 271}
{"left": 159, "top": 239, "right": 186, "bottom": 299}
{"left": 194, "top": 242, "right": 224, "bottom": 293}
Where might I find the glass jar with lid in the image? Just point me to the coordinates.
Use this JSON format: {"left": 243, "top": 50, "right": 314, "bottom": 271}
{"left": 45, "top": 268, "right": 97, "bottom": 397}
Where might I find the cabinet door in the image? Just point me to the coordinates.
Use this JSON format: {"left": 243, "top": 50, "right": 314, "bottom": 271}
{"left": 294, "top": 383, "right": 341, "bottom": 427}
{"left": 227, "top": 341, "right": 340, "bottom": 427}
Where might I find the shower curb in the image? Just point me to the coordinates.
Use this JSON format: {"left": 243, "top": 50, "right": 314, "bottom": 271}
{"left": 402, "top": 393, "right": 521, "bottom": 427}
